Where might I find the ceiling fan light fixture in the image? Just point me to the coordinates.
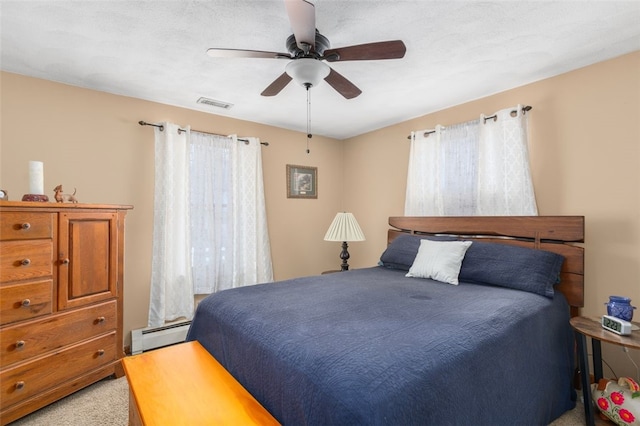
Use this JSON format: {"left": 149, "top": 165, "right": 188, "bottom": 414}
{"left": 285, "top": 58, "right": 330, "bottom": 88}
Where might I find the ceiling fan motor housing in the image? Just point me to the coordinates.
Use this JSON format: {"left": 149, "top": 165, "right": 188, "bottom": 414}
{"left": 286, "top": 30, "right": 331, "bottom": 58}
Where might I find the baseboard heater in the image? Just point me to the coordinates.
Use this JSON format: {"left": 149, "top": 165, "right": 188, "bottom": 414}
{"left": 131, "top": 320, "right": 191, "bottom": 355}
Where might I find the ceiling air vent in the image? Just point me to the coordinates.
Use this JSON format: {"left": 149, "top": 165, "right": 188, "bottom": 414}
{"left": 197, "top": 97, "right": 233, "bottom": 109}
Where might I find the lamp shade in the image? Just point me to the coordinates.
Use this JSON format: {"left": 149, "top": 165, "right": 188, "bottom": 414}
{"left": 285, "top": 58, "right": 330, "bottom": 88}
{"left": 324, "top": 212, "right": 365, "bottom": 242}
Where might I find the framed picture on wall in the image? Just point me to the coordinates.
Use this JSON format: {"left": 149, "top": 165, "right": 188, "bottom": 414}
{"left": 286, "top": 164, "right": 317, "bottom": 199}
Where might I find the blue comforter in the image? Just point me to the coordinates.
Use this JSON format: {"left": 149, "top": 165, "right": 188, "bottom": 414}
{"left": 187, "top": 266, "right": 575, "bottom": 425}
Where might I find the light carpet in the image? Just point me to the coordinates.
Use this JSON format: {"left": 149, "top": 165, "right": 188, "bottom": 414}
{"left": 8, "top": 376, "right": 585, "bottom": 425}
{"left": 8, "top": 377, "right": 128, "bottom": 426}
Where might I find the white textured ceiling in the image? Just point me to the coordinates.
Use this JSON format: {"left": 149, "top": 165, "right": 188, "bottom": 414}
{"left": 1, "top": 1, "right": 639, "bottom": 139}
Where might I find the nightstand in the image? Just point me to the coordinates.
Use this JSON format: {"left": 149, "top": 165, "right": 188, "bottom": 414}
{"left": 570, "top": 316, "right": 640, "bottom": 426}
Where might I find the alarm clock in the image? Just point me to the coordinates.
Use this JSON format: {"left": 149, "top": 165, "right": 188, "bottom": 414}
{"left": 601, "top": 315, "right": 633, "bottom": 335}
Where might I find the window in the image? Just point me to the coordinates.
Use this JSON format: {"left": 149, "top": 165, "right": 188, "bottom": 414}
{"left": 148, "top": 123, "right": 273, "bottom": 327}
{"left": 405, "top": 106, "right": 537, "bottom": 216}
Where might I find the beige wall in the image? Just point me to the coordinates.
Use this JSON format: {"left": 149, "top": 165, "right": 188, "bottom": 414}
{"left": 0, "top": 72, "right": 345, "bottom": 347}
{"left": 2, "top": 51, "right": 639, "bottom": 375}
{"left": 343, "top": 51, "right": 640, "bottom": 376}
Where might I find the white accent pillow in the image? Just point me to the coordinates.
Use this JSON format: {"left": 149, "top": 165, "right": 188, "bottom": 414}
{"left": 406, "top": 240, "right": 473, "bottom": 285}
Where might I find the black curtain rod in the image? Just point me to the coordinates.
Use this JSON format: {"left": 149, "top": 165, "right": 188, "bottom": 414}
{"left": 138, "top": 121, "right": 269, "bottom": 146}
{"left": 406, "top": 105, "right": 532, "bottom": 140}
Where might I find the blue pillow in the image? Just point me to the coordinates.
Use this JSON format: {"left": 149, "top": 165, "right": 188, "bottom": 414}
{"left": 379, "top": 234, "right": 456, "bottom": 271}
{"left": 458, "top": 241, "right": 565, "bottom": 298}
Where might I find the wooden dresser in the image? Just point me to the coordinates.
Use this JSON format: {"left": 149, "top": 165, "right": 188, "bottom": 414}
{"left": 0, "top": 201, "right": 132, "bottom": 424}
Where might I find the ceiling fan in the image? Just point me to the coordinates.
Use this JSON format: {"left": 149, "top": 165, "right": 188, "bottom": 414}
{"left": 206, "top": 0, "right": 406, "bottom": 99}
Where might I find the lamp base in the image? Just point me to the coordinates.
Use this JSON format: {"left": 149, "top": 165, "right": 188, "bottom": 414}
{"left": 339, "top": 241, "right": 350, "bottom": 271}
{"left": 22, "top": 194, "right": 49, "bottom": 202}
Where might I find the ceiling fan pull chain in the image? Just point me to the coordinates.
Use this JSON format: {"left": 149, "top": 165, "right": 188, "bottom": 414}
{"left": 306, "top": 84, "right": 312, "bottom": 154}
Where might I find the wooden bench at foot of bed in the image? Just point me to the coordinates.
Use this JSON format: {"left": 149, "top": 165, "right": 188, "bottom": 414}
{"left": 121, "top": 341, "right": 280, "bottom": 426}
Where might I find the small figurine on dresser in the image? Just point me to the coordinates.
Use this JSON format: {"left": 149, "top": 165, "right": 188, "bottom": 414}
{"left": 53, "top": 185, "right": 78, "bottom": 203}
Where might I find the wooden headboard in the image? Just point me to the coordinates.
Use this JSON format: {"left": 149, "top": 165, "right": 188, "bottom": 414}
{"left": 388, "top": 216, "right": 585, "bottom": 317}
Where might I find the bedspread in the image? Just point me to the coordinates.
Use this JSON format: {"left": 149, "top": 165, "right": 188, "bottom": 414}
{"left": 187, "top": 266, "right": 575, "bottom": 425}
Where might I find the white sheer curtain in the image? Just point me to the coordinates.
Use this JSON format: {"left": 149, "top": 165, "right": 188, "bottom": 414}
{"left": 229, "top": 136, "right": 273, "bottom": 290}
{"left": 149, "top": 123, "right": 194, "bottom": 327}
{"left": 149, "top": 125, "right": 273, "bottom": 327}
{"left": 190, "top": 134, "right": 273, "bottom": 294}
{"left": 477, "top": 107, "right": 537, "bottom": 215}
{"left": 189, "top": 131, "right": 232, "bottom": 295}
{"left": 405, "top": 122, "right": 480, "bottom": 215}
{"left": 405, "top": 105, "right": 537, "bottom": 216}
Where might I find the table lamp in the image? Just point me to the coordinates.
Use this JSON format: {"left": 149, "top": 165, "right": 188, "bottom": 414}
{"left": 324, "top": 212, "right": 365, "bottom": 271}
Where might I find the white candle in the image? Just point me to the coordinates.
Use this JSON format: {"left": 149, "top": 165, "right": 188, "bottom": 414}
{"left": 28, "top": 161, "right": 44, "bottom": 195}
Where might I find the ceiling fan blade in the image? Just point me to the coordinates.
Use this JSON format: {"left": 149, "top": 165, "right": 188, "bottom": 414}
{"left": 207, "top": 48, "right": 290, "bottom": 59}
{"left": 284, "top": 0, "right": 316, "bottom": 50}
{"left": 324, "top": 40, "right": 406, "bottom": 62}
{"left": 261, "top": 72, "right": 293, "bottom": 96}
{"left": 324, "top": 68, "right": 362, "bottom": 99}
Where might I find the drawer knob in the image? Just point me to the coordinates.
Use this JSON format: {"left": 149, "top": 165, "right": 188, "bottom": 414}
{"left": 61, "top": 258, "right": 70, "bottom": 265}
{"left": 21, "top": 223, "right": 31, "bottom": 230}
{"left": 21, "top": 299, "right": 31, "bottom": 307}
{"left": 97, "top": 349, "right": 105, "bottom": 357}
{"left": 21, "top": 258, "right": 31, "bottom": 266}
{"left": 15, "top": 381, "right": 25, "bottom": 390}
{"left": 97, "top": 316, "right": 106, "bottom": 324}
{"left": 15, "top": 340, "right": 25, "bottom": 349}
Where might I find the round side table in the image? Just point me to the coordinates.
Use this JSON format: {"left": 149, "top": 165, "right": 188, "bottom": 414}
{"left": 570, "top": 316, "right": 640, "bottom": 426}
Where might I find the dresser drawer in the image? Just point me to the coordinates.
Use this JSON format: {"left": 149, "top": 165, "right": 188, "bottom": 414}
{"left": 0, "top": 280, "right": 52, "bottom": 325}
{"left": 0, "top": 240, "right": 53, "bottom": 283}
{"left": 0, "top": 332, "right": 116, "bottom": 408}
{"left": 0, "top": 212, "right": 54, "bottom": 241}
{"left": 1, "top": 300, "right": 116, "bottom": 368}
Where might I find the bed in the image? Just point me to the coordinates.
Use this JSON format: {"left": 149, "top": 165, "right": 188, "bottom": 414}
{"left": 187, "top": 216, "right": 585, "bottom": 425}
